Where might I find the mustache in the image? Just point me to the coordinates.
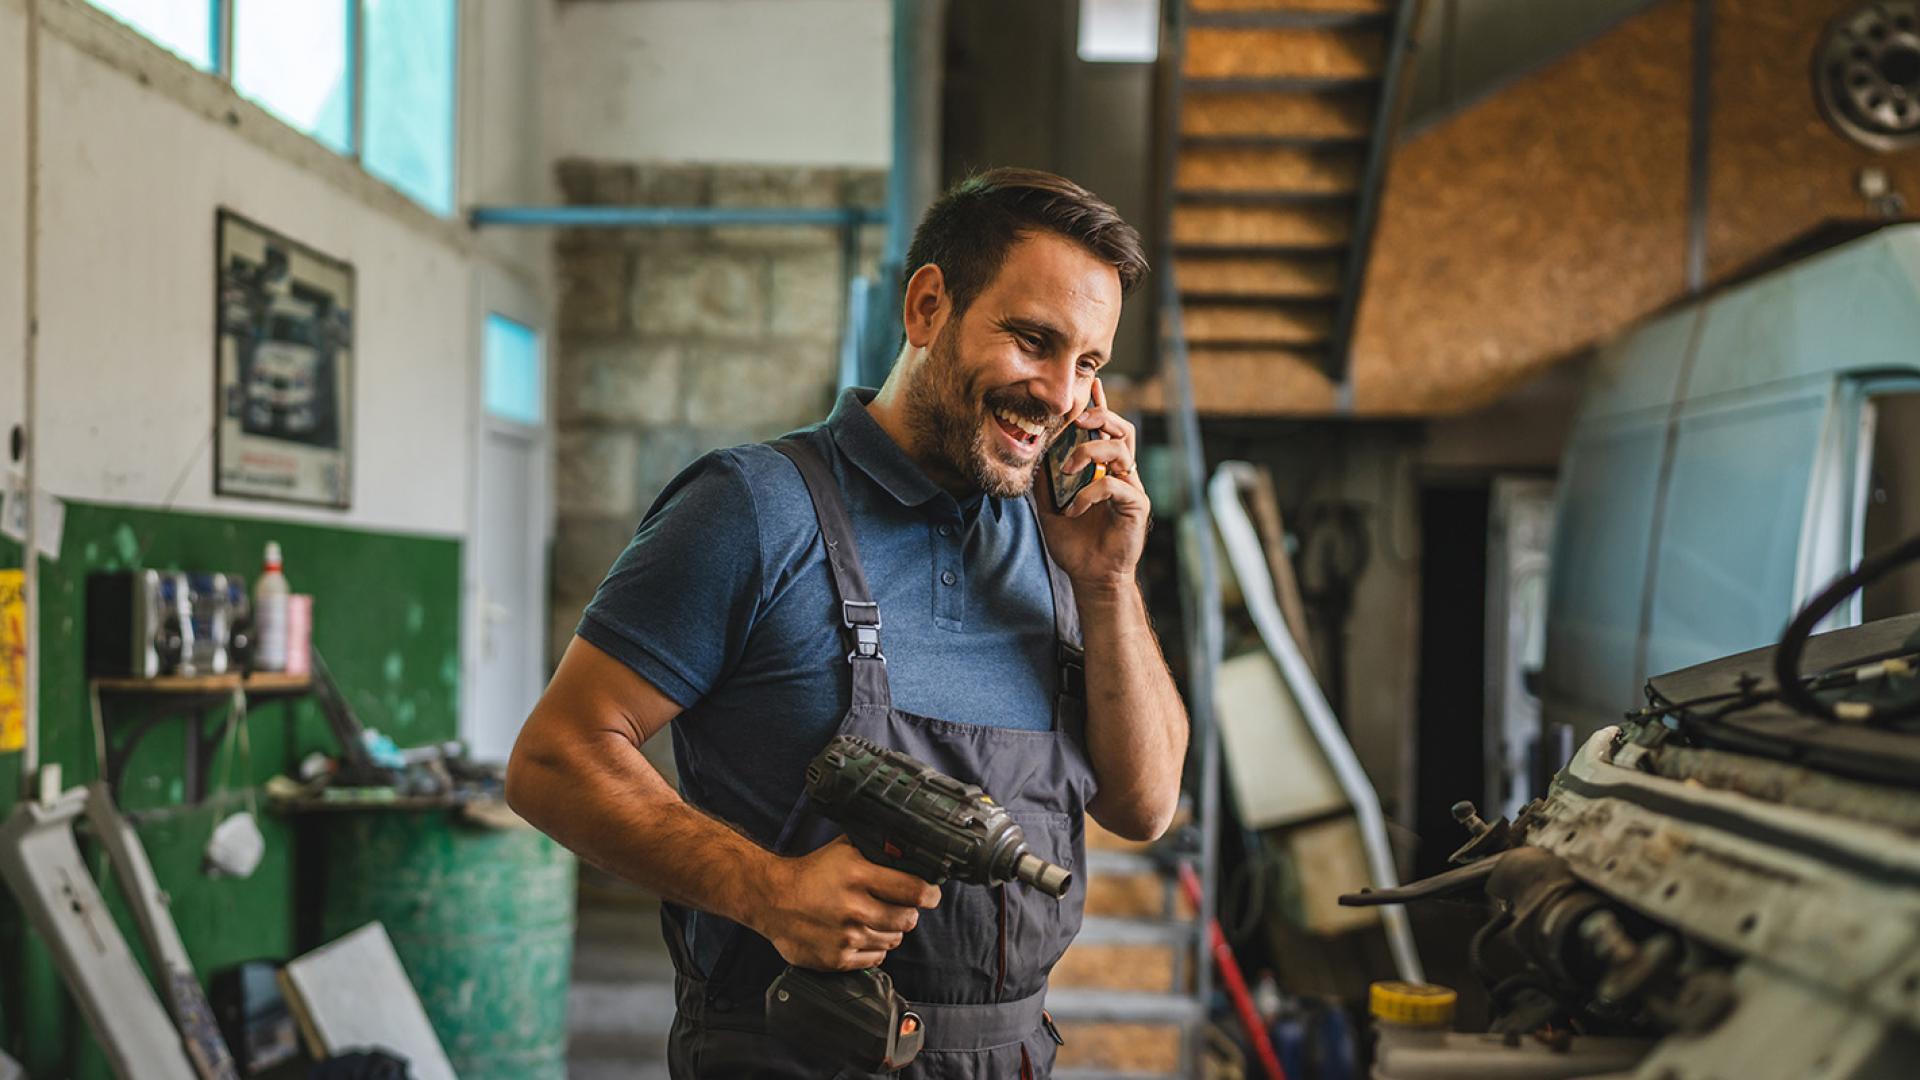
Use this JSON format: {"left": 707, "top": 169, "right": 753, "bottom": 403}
{"left": 981, "top": 388, "right": 1058, "bottom": 428}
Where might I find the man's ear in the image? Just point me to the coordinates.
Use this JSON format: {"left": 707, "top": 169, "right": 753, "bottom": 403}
{"left": 902, "top": 264, "right": 947, "bottom": 349}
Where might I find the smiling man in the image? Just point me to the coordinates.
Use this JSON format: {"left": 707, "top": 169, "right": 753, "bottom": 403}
{"left": 507, "top": 168, "right": 1188, "bottom": 1078}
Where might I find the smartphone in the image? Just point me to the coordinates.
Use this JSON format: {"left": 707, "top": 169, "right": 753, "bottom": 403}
{"left": 1047, "top": 425, "right": 1107, "bottom": 512}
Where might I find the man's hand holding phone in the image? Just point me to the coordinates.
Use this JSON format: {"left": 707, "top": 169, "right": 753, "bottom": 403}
{"left": 1036, "top": 378, "right": 1151, "bottom": 595}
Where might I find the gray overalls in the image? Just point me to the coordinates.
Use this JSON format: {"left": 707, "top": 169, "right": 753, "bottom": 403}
{"left": 662, "top": 437, "right": 1099, "bottom": 1079}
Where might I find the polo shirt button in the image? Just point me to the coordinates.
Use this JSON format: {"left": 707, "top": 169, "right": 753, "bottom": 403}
{"left": 941, "top": 571, "right": 957, "bottom": 586}
{"left": 938, "top": 524, "right": 954, "bottom": 537}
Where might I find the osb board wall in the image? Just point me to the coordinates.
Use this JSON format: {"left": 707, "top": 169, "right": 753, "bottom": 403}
{"left": 1705, "top": 0, "right": 1920, "bottom": 281}
{"left": 1344, "top": 0, "right": 1694, "bottom": 415}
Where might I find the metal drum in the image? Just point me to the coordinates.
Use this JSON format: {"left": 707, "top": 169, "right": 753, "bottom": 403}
{"left": 320, "top": 806, "right": 576, "bottom": 1079}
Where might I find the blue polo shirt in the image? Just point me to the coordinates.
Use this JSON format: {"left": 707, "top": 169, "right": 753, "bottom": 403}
{"left": 578, "top": 387, "right": 1061, "bottom": 852}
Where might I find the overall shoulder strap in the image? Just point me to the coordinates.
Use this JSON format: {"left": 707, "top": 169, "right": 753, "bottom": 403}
{"left": 1024, "top": 493, "right": 1087, "bottom": 710}
{"left": 769, "top": 438, "right": 892, "bottom": 708}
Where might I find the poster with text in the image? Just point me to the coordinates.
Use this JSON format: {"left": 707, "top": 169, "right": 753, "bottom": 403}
{"left": 215, "top": 210, "right": 354, "bottom": 508}
{"left": 1, "top": 570, "right": 22, "bottom": 753}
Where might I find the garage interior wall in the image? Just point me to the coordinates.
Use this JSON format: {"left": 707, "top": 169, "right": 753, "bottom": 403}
{"left": 0, "top": 0, "right": 550, "bottom": 1069}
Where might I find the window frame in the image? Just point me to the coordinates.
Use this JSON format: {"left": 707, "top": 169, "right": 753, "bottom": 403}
{"left": 84, "top": 0, "right": 458, "bottom": 217}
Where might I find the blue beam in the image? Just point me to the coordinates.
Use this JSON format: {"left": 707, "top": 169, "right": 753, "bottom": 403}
{"left": 468, "top": 206, "right": 886, "bottom": 229}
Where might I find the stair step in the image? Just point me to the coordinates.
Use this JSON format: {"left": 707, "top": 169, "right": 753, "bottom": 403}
{"left": 1183, "top": 75, "right": 1380, "bottom": 94}
{"left": 1175, "top": 252, "right": 1345, "bottom": 299}
{"left": 1053, "top": 941, "right": 1183, "bottom": 992}
{"left": 1185, "top": 303, "right": 1332, "bottom": 346}
{"left": 1183, "top": 27, "right": 1384, "bottom": 81}
{"left": 1173, "top": 204, "right": 1351, "bottom": 248}
{"left": 1077, "top": 916, "right": 1201, "bottom": 947}
{"left": 1174, "top": 242, "right": 1349, "bottom": 259}
{"left": 568, "top": 981, "right": 678, "bottom": 1038}
{"left": 1175, "top": 189, "right": 1357, "bottom": 207}
{"left": 1086, "top": 849, "right": 1164, "bottom": 877}
{"left": 1182, "top": 132, "right": 1369, "bottom": 149}
{"left": 1046, "top": 988, "right": 1207, "bottom": 1025}
{"left": 1190, "top": 8, "right": 1389, "bottom": 30}
{"left": 1192, "top": 0, "right": 1390, "bottom": 11}
{"left": 1177, "top": 143, "right": 1365, "bottom": 193}
{"left": 1179, "top": 291, "right": 1339, "bottom": 308}
{"left": 1180, "top": 88, "right": 1376, "bottom": 138}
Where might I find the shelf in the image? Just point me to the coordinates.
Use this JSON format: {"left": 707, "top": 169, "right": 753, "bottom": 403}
{"left": 91, "top": 672, "right": 312, "bottom": 697}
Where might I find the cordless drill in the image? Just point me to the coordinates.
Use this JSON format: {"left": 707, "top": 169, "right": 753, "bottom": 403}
{"left": 763, "top": 734, "right": 1074, "bottom": 1073}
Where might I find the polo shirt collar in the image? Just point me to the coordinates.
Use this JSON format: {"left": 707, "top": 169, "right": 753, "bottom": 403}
{"left": 826, "top": 387, "right": 947, "bottom": 508}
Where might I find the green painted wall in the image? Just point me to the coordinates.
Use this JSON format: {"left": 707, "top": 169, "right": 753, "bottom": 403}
{"left": 0, "top": 501, "right": 462, "bottom": 1075}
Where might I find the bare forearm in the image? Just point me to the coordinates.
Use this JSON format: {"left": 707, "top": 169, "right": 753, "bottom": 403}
{"left": 505, "top": 723, "right": 780, "bottom": 928}
{"left": 1076, "top": 581, "right": 1188, "bottom": 840}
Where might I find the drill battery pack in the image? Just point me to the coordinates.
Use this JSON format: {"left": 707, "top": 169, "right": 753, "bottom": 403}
{"left": 765, "top": 965, "right": 925, "bottom": 1073}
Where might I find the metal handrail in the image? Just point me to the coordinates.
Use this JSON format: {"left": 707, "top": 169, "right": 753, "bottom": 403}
{"left": 1323, "top": 0, "right": 1426, "bottom": 395}
{"left": 1151, "top": 2, "right": 1224, "bottom": 1073}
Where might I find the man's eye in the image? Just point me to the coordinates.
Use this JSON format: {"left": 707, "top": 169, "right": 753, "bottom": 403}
{"left": 1019, "top": 334, "right": 1044, "bottom": 352}
{"left": 1078, "top": 359, "right": 1099, "bottom": 375}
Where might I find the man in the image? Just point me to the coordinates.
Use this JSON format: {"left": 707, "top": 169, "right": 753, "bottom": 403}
{"left": 507, "top": 168, "right": 1188, "bottom": 1078}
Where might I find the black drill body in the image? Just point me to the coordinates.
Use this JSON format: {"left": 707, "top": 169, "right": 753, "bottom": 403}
{"left": 763, "top": 734, "right": 1074, "bottom": 1073}
{"left": 806, "top": 734, "right": 1073, "bottom": 898}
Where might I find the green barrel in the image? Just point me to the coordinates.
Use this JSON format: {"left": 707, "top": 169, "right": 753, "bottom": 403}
{"left": 320, "top": 806, "right": 576, "bottom": 1079}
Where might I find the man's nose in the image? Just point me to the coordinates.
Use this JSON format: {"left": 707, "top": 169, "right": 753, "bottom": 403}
{"left": 1028, "top": 359, "right": 1077, "bottom": 418}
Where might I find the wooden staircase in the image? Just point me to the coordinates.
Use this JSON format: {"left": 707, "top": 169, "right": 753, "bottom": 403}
{"left": 1168, "top": 0, "right": 1417, "bottom": 405}
{"left": 1047, "top": 816, "right": 1204, "bottom": 1079}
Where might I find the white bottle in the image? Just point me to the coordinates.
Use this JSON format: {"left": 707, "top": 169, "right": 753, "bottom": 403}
{"left": 254, "top": 541, "right": 290, "bottom": 672}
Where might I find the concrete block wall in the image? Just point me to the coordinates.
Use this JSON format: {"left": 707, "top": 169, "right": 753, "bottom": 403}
{"left": 548, "top": 160, "right": 887, "bottom": 672}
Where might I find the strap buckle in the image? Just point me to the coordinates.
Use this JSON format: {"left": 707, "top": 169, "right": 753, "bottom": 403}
{"left": 1057, "top": 642, "right": 1086, "bottom": 699}
{"left": 843, "top": 601, "right": 884, "bottom": 664}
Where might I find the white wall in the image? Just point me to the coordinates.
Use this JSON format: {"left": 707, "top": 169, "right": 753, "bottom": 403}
{"left": 546, "top": 0, "right": 890, "bottom": 168}
{"left": 1, "top": 1, "right": 27, "bottom": 472}
{"left": 7, "top": 0, "right": 551, "bottom": 539}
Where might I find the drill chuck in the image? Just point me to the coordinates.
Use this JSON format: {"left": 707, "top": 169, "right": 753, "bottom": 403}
{"left": 1014, "top": 853, "right": 1072, "bottom": 898}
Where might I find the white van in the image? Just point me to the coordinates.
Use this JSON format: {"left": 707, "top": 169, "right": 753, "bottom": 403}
{"left": 1541, "top": 224, "right": 1920, "bottom": 747}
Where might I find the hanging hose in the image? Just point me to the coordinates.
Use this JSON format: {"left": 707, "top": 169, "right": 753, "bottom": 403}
{"left": 1209, "top": 462, "right": 1425, "bottom": 983}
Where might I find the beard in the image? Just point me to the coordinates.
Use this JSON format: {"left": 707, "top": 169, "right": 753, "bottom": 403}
{"left": 901, "top": 324, "right": 1067, "bottom": 499}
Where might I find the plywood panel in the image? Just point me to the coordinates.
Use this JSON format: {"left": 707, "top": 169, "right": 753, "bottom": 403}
{"left": 1184, "top": 28, "right": 1385, "bottom": 80}
{"left": 1705, "top": 0, "right": 1920, "bottom": 281}
{"left": 1346, "top": 0, "right": 1692, "bottom": 414}
{"left": 1181, "top": 89, "right": 1376, "bottom": 137}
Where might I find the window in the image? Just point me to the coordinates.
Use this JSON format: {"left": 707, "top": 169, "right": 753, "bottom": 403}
{"left": 86, "top": 0, "right": 216, "bottom": 71}
{"left": 85, "top": 0, "right": 458, "bottom": 216}
{"left": 483, "top": 315, "right": 543, "bottom": 426}
{"left": 364, "top": 0, "right": 458, "bottom": 216}
{"left": 1078, "top": 0, "right": 1159, "bottom": 63}
{"left": 232, "top": 0, "right": 353, "bottom": 154}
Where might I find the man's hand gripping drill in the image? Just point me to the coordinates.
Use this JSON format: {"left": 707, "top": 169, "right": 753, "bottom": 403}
{"left": 759, "top": 735, "right": 1073, "bottom": 1073}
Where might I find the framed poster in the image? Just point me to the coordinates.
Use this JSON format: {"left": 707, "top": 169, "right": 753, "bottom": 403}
{"left": 215, "top": 210, "right": 354, "bottom": 507}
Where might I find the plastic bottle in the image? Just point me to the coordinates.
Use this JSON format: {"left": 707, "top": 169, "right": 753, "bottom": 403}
{"left": 254, "top": 541, "right": 290, "bottom": 672}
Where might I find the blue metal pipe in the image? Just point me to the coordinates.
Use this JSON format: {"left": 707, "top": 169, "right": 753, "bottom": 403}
{"left": 467, "top": 206, "right": 885, "bottom": 229}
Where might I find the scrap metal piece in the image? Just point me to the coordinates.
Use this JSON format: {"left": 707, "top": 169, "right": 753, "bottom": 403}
{"left": 0, "top": 789, "right": 198, "bottom": 1080}
{"left": 85, "top": 782, "right": 239, "bottom": 1079}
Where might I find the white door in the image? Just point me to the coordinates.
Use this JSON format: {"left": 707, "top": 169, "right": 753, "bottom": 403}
{"left": 466, "top": 309, "right": 551, "bottom": 763}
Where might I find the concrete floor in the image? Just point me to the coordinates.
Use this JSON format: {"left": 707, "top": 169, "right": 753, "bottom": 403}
{"left": 568, "top": 867, "right": 676, "bottom": 1078}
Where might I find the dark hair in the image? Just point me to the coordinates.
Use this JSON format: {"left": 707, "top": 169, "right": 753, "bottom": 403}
{"left": 902, "top": 168, "right": 1148, "bottom": 315}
